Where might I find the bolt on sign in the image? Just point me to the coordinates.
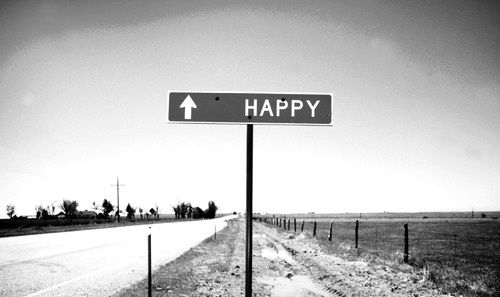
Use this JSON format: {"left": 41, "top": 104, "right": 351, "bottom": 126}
{"left": 167, "top": 91, "right": 333, "bottom": 125}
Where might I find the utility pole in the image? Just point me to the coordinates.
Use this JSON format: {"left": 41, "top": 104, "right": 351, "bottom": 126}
{"left": 111, "top": 177, "right": 125, "bottom": 222}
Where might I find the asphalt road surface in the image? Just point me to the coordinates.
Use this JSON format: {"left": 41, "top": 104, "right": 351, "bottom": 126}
{"left": 0, "top": 216, "right": 236, "bottom": 297}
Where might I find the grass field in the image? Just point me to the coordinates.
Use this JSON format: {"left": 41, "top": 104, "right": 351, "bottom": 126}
{"left": 259, "top": 213, "right": 500, "bottom": 297}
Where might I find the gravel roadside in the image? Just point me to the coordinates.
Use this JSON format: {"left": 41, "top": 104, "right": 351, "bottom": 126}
{"left": 115, "top": 218, "right": 452, "bottom": 296}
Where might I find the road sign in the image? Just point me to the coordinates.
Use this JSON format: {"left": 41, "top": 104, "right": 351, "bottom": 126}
{"left": 166, "top": 90, "right": 333, "bottom": 297}
{"left": 167, "top": 91, "right": 332, "bottom": 125}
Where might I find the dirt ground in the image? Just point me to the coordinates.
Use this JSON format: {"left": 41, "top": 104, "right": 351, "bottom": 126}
{"left": 242, "top": 221, "right": 448, "bottom": 296}
{"left": 249, "top": 223, "right": 450, "bottom": 297}
{"left": 118, "top": 218, "right": 455, "bottom": 297}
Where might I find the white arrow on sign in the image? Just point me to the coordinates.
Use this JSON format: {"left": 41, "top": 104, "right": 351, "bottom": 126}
{"left": 180, "top": 95, "right": 197, "bottom": 120}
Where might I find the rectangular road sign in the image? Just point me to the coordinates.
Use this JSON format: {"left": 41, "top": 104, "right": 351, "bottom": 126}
{"left": 167, "top": 91, "right": 332, "bottom": 125}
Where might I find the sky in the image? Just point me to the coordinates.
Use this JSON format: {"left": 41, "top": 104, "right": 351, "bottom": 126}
{"left": 0, "top": 0, "right": 499, "bottom": 218}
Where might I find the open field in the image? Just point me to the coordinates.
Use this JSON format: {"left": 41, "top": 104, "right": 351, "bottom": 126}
{"left": 265, "top": 211, "right": 500, "bottom": 220}
{"left": 258, "top": 214, "right": 500, "bottom": 296}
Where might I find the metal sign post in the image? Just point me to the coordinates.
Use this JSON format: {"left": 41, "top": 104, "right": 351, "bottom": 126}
{"left": 167, "top": 91, "right": 332, "bottom": 297}
{"left": 246, "top": 124, "right": 253, "bottom": 296}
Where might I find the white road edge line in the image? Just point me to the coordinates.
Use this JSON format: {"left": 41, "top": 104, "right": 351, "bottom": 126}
{"left": 26, "top": 269, "right": 102, "bottom": 297}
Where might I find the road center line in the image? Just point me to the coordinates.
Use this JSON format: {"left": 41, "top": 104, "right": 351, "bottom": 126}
{"left": 26, "top": 269, "right": 102, "bottom": 297}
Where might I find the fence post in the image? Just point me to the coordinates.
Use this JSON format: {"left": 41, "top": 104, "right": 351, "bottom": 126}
{"left": 287, "top": 219, "right": 290, "bottom": 230}
{"left": 294, "top": 218, "right": 296, "bottom": 232}
{"left": 214, "top": 225, "right": 217, "bottom": 241}
{"left": 355, "top": 220, "right": 359, "bottom": 248}
{"left": 453, "top": 234, "right": 458, "bottom": 256}
{"left": 404, "top": 223, "right": 409, "bottom": 264}
{"left": 279, "top": 218, "right": 281, "bottom": 227}
{"left": 301, "top": 220, "right": 305, "bottom": 232}
{"left": 329, "top": 221, "right": 333, "bottom": 241}
{"left": 313, "top": 221, "right": 317, "bottom": 237}
{"left": 148, "top": 229, "right": 152, "bottom": 297}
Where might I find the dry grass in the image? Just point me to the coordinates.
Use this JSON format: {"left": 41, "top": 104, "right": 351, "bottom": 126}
{"left": 114, "top": 219, "right": 241, "bottom": 297}
{"left": 264, "top": 217, "right": 500, "bottom": 297}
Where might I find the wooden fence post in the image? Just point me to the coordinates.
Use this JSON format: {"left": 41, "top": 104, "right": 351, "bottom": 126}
{"left": 287, "top": 219, "right": 290, "bottom": 230}
{"left": 301, "top": 220, "right": 305, "bottom": 232}
{"left": 294, "top": 218, "right": 296, "bottom": 232}
{"left": 404, "top": 223, "right": 409, "bottom": 264}
{"left": 329, "top": 221, "right": 333, "bottom": 241}
{"left": 355, "top": 220, "right": 359, "bottom": 248}
{"left": 313, "top": 221, "right": 317, "bottom": 237}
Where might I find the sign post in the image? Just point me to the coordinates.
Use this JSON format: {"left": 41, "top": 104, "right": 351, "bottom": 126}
{"left": 246, "top": 124, "right": 253, "bottom": 297}
{"left": 167, "top": 91, "right": 332, "bottom": 296}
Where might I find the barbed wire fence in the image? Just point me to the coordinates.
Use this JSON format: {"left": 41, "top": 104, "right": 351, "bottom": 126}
{"left": 256, "top": 216, "right": 500, "bottom": 274}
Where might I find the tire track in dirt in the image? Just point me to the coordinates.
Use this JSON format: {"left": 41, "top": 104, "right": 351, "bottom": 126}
{"left": 254, "top": 223, "right": 355, "bottom": 297}
{"left": 255, "top": 221, "right": 450, "bottom": 297}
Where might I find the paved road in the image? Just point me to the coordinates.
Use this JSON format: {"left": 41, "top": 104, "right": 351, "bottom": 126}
{"left": 0, "top": 216, "right": 236, "bottom": 297}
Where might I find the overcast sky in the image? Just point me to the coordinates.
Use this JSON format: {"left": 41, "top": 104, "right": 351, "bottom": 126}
{"left": 1, "top": 0, "right": 499, "bottom": 218}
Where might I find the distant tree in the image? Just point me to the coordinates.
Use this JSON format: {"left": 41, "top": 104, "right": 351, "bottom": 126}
{"left": 187, "top": 203, "right": 192, "bottom": 219}
{"left": 35, "top": 205, "right": 42, "bottom": 219}
{"left": 192, "top": 207, "right": 205, "bottom": 219}
{"left": 204, "top": 201, "right": 218, "bottom": 219}
{"left": 102, "top": 199, "right": 114, "bottom": 218}
{"left": 180, "top": 202, "right": 187, "bottom": 218}
{"left": 172, "top": 204, "right": 180, "bottom": 219}
{"left": 138, "top": 207, "right": 143, "bottom": 220}
{"left": 481, "top": 213, "right": 487, "bottom": 218}
{"left": 60, "top": 199, "right": 79, "bottom": 223}
{"left": 172, "top": 202, "right": 193, "bottom": 219}
{"left": 125, "top": 203, "right": 136, "bottom": 220}
{"left": 50, "top": 201, "right": 57, "bottom": 216}
{"left": 41, "top": 208, "right": 49, "bottom": 219}
{"left": 115, "top": 209, "right": 122, "bottom": 220}
{"left": 6, "top": 204, "right": 15, "bottom": 219}
{"left": 92, "top": 201, "right": 100, "bottom": 212}
{"left": 155, "top": 204, "right": 160, "bottom": 220}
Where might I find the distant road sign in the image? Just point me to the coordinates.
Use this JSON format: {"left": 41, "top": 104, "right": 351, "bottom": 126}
{"left": 167, "top": 91, "right": 332, "bottom": 125}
